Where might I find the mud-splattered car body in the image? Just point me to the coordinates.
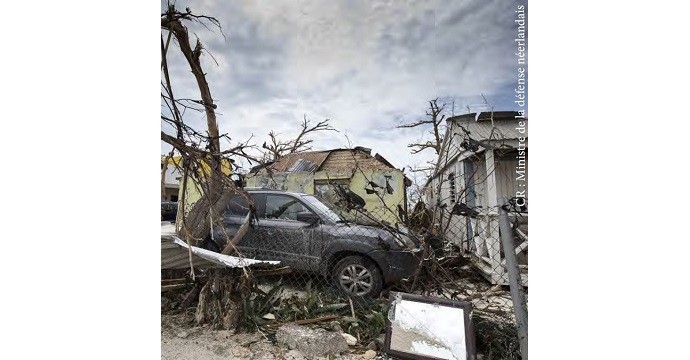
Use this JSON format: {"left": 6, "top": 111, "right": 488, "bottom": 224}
{"left": 206, "top": 189, "right": 422, "bottom": 296}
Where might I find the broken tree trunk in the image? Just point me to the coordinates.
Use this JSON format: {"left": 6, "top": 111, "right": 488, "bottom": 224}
{"left": 162, "top": 7, "right": 224, "bottom": 240}
{"left": 178, "top": 188, "right": 238, "bottom": 246}
{"left": 221, "top": 210, "right": 252, "bottom": 255}
{"left": 161, "top": 13, "right": 223, "bottom": 198}
{"left": 194, "top": 269, "right": 246, "bottom": 330}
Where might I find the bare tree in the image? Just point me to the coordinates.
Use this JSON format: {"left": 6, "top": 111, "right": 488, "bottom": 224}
{"left": 261, "top": 116, "right": 336, "bottom": 161}
{"left": 161, "top": 4, "right": 258, "bottom": 253}
{"left": 397, "top": 98, "right": 446, "bottom": 156}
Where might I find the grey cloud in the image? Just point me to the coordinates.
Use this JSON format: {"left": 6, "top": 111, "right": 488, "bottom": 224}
{"left": 163, "top": 0, "right": 527, "bottom": 175}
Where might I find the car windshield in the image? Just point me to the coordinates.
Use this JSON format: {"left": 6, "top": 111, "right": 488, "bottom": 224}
{"left": 301, "top": 195, "right": 345, "bottom": 223}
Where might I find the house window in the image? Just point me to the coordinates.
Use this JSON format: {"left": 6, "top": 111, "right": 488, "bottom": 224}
{"left": 314, "top": 179, "right": 350, "bottom": 209}
{"left": 170, "top": 195, "right": 178, "bottom": 202}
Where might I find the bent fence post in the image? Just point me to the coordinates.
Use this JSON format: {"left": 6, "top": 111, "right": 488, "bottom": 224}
{"left": 499, "top": 199, "right": 528, "bottom": 360}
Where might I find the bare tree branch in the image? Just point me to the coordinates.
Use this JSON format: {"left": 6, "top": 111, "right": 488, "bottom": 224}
{"left": 261, "top": 116, "right": 337, "bottom": 161}
{"left": 397, "top": 98, "right": 446, "bottom": 156}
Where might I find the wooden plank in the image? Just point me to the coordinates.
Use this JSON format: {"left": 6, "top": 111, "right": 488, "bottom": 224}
{"left": 515, "top": 228, "right": 528, "bottom": 241}
{"left": 515, "top": 240, "right": 528, "bottom": 255}
{"left": 161, "top": 278, "right": 187, "bottom": 286}
{"left": 267, "top": 315, "right": 341, "bottom": 328}
{"left": 161, "top": 284, "right": 187, "bottom": 292}
{"left": 485, "top": 215, "right": 502, "bottom": 268}
{"left": 484, "top": 149, "right": 498, "bottom": 209}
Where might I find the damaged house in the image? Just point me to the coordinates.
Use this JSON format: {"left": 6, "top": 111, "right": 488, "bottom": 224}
{"left": 246, "top": 147, "right": 412, "bottom": 225}
{"left": 425, "top": 111, "right": 527, "bottom": 285}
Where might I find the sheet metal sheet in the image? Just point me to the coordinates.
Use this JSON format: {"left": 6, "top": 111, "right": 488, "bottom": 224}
{"left": 161, "top": 230, "right": 280, "bottom": 270}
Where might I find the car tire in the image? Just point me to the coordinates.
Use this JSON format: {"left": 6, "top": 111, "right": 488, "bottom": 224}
{"left": 332, "top": 255, "right": 383, "bottom": 298}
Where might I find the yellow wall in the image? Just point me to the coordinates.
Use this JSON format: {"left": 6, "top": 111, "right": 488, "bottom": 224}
{"left": 246, "top": 169, "right": 406, "bottom": 224}
{"left": 161, "top": 155, "right": 233, "bottom": 216}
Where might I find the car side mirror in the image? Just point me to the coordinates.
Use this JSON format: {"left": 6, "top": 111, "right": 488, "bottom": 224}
{"left": 296, "top": 212, "right": 320, "bottom": 225}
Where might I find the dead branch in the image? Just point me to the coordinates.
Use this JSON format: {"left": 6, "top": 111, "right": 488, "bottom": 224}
{"left": 220, "top": 210, "right": 252, "bottom": 255}
{"left": 162, "top": 5, "right": 224, "bottom": 200}
{"left": 268, "top": 315, "right": 341, "bottom": 328}
{"left": 262, "top": 116, "right": 337, "bottom": 161}
{"left": 289, "top": 116, "right": 337, "bottom": 153}
{"left": 397, "top": 98, "right": 446, "bottom": 155}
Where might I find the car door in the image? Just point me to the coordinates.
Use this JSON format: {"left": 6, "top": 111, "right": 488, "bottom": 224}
{"left": 212, "top": 194, "right": 260, "bottom": 257}
{"left": 256, "top": 194, "right": 321, "bottom": 271}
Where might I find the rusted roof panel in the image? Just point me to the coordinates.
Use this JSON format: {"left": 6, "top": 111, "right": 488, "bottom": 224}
{"left": 252, "top": 148, "right": 400, "bottom": 174}
{"left": 319, "top": 149, "right": 392, "bottom": 171}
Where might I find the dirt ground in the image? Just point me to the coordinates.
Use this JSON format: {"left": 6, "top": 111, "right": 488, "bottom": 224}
{"left": 161, "top": 312, "right": 377, "bottom": 360}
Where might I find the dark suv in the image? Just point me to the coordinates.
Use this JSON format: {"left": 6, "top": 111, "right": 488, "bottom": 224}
{"left": 204, "top": 189, "right": 422, "bottom": 297}
{"left": 161, "top": 201, "right": 178, "bottom": 222}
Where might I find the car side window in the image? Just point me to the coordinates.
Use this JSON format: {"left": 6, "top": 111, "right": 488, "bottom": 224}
{"left": 226, "top": 195, "right": 250, "bottom": 216}
{"left": 264, "top": 195, "right": 311, "bottom": 221}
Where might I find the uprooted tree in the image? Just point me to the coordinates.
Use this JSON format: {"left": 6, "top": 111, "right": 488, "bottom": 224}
{"left": 161, "top": 4, "right": 269, "bottom": 329}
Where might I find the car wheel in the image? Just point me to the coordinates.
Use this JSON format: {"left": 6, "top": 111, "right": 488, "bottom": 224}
{"left": 332, "top": 256, "right": 383, "bottom": 297}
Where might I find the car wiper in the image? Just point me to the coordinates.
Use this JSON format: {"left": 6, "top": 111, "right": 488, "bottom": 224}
{"left": 336, "top": 219, "right": 350, "bottom": 224}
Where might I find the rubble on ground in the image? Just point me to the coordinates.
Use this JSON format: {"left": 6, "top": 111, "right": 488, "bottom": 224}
{"left": 275, "top": 323, "right": 349, "bottom": 359}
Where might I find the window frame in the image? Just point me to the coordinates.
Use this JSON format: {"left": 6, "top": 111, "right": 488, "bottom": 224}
{"left": 262, "top": 194, "right": 316, "bottom": 222}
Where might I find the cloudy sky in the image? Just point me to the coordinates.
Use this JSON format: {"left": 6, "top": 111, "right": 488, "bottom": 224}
{"left": 161, "top": 0, "right": 527, "bottom": 183}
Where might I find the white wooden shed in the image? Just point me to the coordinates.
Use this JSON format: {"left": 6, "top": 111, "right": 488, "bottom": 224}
{"left": 425, "top": 111, "right": 528, "bottom": 286}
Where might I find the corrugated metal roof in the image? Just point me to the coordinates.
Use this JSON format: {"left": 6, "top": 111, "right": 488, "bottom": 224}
{"left": 450, "top": 112, "right": 527, "bottom": 141}
{"left": 268, "top": 151, "right": 332, "bottom": 172}
{"left": 426, "top": 112, "right": 527, "bottom": 185}
{"left": 288, "top": 158, "right": 318, "bottom": 172}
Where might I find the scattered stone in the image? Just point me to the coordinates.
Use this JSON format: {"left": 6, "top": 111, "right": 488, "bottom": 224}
{"left": 212, "top": 344, "right": 227, "bottom": 356}
{"left": 176, "top": 331, "right": 189, "bottom": 339}
{"left": 250, "top": 340, "right": 278, "bottom": 360}
{"left": 250, "top": 351, "right": 276, "bottom": 360}
{"left": 262, "top": 313, "right": 276, "bottom": 320}
{"left": 330, "top": 321, "right": 344, "bottom": 333}
{"left": 341, "top": 333, "right": 357, "bottom": 346}
{"left": 366, "top": 341, "right": 378, "bottom": 351}
{"left": 374, "top": 334, "right": 385, "bottom": 349}
{"left": 276, "top": 324, "right": 348, "bottom": 359}
{"left": 234, "top": 332, "right": 263, "bottom": 346}
{"left": 283, "top": 349, "right": 307, "bottom": 360}
{"left": 229, "top": 346, "right": 253, "bottom": 359}
{"left": 335, "top": 355, "right": 358, "bottom": 360}
{"left": 363, "top": 350, "right": 377, "bottom": 359}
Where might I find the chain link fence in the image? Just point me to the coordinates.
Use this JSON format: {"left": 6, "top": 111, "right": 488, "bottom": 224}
{"left": 162, "top": 185, "right": 527, "bottom": 359}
